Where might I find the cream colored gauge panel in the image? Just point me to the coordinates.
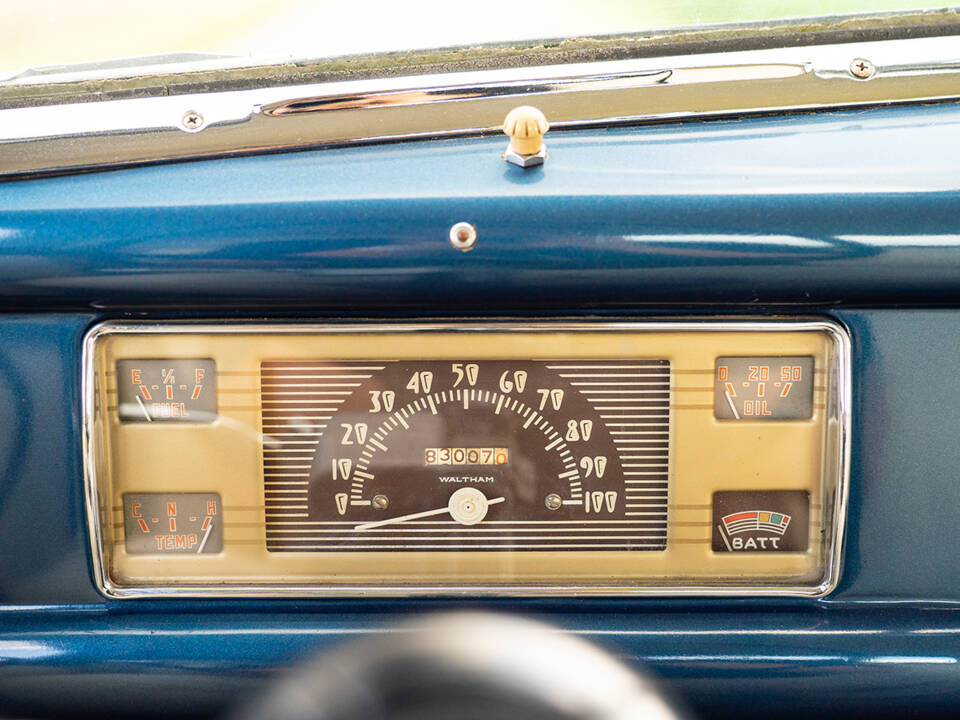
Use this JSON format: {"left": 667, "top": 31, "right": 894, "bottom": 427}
{"left": 84, "top": 321, "right": 850, "bottom": 598}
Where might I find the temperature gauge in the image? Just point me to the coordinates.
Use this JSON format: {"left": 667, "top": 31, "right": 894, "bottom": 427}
{"left": 117, "top": 359, "right": 216, "bottom": 422}
{"left": 123, "top": 493, "right": 222, "bottom": 554}
{"left": 714, "top": 356, "right": 814, "bottom": 420}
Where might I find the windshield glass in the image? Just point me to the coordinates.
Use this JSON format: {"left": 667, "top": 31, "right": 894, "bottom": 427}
{"left": 1, "top": 1, "right": 950, "bottom": 76}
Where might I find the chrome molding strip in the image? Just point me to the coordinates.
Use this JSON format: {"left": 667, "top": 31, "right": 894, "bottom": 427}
{"left": 3, "top": 35, "right": 960, "bottom": 179}
{"left": 0, "top": 37, "right": 960, "bottom": 178}
{"left": 83, "top": 318, "right": 850, "bottom": 599}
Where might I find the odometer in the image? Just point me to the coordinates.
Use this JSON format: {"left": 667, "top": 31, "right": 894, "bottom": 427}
{"left": 261, "top": 360, "right": 671, "bottom": 551}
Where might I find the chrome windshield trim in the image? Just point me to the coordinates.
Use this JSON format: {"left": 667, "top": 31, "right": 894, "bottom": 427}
{"left": 2, "top": 35, "right": 959, "bottom": 179}
{"left": 260, "top": 68, "right": 675, "bottom": 116}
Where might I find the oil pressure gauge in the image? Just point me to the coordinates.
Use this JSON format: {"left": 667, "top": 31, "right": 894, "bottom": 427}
{"left": 714, "top": 356, "right": 814, "bottom": 420}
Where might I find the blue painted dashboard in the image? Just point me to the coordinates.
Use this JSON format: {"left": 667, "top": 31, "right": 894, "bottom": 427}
{"left": 1, "top": 103, "right": 960, "bottom": 717}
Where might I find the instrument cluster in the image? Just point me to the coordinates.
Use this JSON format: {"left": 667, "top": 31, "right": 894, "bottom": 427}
{"left": 85, "top": 321, "right": 849, "bottom": 597}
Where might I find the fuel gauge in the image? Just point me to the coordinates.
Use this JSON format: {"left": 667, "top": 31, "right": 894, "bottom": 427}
{"left": 714, "top": 356, "right": 814, "bottom": 420}
{"left": 116, "top": 359, "right": 216, "bottom": 422}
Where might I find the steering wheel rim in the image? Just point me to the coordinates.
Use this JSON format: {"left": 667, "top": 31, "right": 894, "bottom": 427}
{"left": 231, "top": 612, "right": 688, "bottom": 720}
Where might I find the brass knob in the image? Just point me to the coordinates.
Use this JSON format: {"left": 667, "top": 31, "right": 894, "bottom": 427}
{"left": 503, "top": 106, "right": 549, "bottom": 167}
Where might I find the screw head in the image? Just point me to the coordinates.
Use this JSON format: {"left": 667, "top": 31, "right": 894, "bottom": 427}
{"left": 449, "top": 222, "right": 477, "bottom": 252}
{"left": 544, "top": 493, "right": 563, "bottom": 511}
{"left": 181, "top": 110, "right": 205, "bottom": 132}
{"left": 849, "top": 58, "right": 875, "bottom": 79}
{"left": 372, "top": 494, "right": 389, "bottom": 511}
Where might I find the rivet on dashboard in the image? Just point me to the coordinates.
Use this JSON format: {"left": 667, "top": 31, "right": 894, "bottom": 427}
{"left": 372, "top": 494, "right": 389, "bottom": 511}
{"left": 181, "top": 110, "right": 206, "bottom": 132}
{"left": 849, "top": 58, "right": 876, "bottom": 79}
{"left": 503, "top": 106, "right": 549, "bottom": 168}
{"left": 449, "top": 222, "right": 477, "bottom": 252}
{"left": 544, "top": 493, "right": 562, "bottom": 511}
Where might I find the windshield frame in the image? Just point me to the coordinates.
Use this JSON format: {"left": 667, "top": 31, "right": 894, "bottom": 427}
{"left": 1, "top": 8, "right": 958, "bottom": 110}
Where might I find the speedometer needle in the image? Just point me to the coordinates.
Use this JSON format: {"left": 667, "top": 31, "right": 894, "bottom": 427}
{"left": 354, "top": 488, "right": 504, "bottom": 531}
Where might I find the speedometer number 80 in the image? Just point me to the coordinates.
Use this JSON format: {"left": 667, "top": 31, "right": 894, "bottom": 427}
{"left": 565, "top": 419, "right": 593, "bottom": 441}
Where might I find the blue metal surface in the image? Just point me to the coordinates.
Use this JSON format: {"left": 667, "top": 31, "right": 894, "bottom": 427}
{"left": 0, "top": 104, "right": 959, "bottom": 309}
{"left": 0, "top": 104, "right": 960, "bottom": 716}
{"left": 0, "top": 310, "right": 956, "bottom": 716}
{"left": 0, "top": 607, "right": 959, "bottom": 720}
{"left": 0, "top": 316, "right": 98, "bottom": 604}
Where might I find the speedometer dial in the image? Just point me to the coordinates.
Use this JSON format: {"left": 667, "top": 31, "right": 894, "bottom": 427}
{"left": 261, "top": 360, "right": 670, "bottom": 551}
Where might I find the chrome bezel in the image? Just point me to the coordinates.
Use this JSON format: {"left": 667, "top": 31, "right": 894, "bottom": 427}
{"left": 6, "top": 35, "right": 960, "bottom": 179}
{"left": 83, "top": 318, "right": 851, "bottom": 599}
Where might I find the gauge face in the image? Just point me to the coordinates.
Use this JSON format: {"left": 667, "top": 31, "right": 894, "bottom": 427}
{"left": 711, "top": 490, "right": 809, "bottom": 552}
{"left": 261, "top": 360, "right": 671, "bottom": 551}
{"left": 116, "top": 359, "right": 216, "bottom": 422}
{"left": 123, "top": 493, "right": 222, "bottom": 554}
{"left": 714, "top": 356, "right": 814, "bottom": 420}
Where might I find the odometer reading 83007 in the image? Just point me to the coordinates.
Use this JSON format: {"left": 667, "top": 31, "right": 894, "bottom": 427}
{"left": 261, "top": 359, "right": 671, "bottom": 551}
{"left": 424, "top": 448, "right": 509, "bottom": 465}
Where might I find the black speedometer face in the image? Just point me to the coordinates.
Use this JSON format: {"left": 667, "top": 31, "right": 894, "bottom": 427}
{"left": 261, "top": 360, "right": 670, "bottom": 551}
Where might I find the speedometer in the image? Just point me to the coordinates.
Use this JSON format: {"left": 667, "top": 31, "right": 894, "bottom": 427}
{"left": 262, "top": 360, "right": 669, "bottom": 551}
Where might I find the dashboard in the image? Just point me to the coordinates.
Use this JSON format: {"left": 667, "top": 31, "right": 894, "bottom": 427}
{"left": 2, "top": 35, "right": 960, "bottom": 719}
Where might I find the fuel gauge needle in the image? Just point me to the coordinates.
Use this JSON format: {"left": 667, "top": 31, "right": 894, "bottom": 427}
{"left": 724, "top": 390, "right": 740, "bottom": 420}
{"left": 135, "top": 395, "right": 153, "bottom": 422}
